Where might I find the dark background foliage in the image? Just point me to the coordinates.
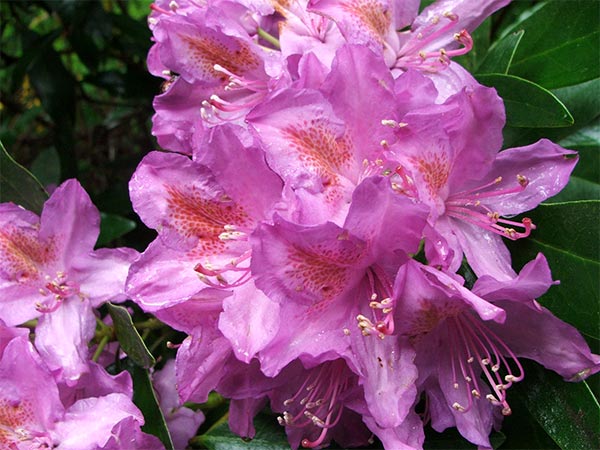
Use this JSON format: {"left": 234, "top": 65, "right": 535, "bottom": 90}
{"left": 1, "top": 0, "right": 157, "bottom": 250}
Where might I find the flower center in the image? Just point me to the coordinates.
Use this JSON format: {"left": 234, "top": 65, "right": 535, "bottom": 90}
{"left": 36, "top": 271, "right": 81, "bottom": 313}
{"left": 445, "top": 175, "right": 536, "bottom": 240}
{"left": 356, "top": 266, "right": 396, "bottom": 338}
{"left": 446, "top": 313, "right": 524, "bottom": 416}
{"left": 194, "top": 247, "right": 252, "bottom": 289}
{"left": 395, "top": 12, "right": 473, "bottom": 72}
{"left": 277, "top": 360, "right": 351, "bottom": 448}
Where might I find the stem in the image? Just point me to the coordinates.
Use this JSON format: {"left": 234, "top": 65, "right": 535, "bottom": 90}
{"left": 257, "top": 27, "right": 281, "bottom": 49}
{"left": 92, "top": 335, "right": 110, "bottom": 362}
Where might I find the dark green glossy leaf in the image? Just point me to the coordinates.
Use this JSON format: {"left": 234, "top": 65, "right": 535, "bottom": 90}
{"left": 127, "top": 360, "right": 175, "bottom": 450}
{"left": 550, "top": 177, "right": 600, "bottom": 203}
{"left": 505, "top": 1, "right": 600, "bottom": 90}
{"left": 97, "top": 212, "right": 137, "bottom": 246}
{"left": 502, "top": 78, "right": 600, "bottom": 149}
{"left": 507, "top": 201, "right": 599, "bottom": 340}
{"left": 106, "top": 303, "right": 156, "bottom": 369}
{"left": 30, "top": 147, "right": 61, "bottom": 187}
{"left": 477, "top": 30, "right": 524, "bottom": 74}
{"left": 0, "top": 141, "right": 48, "bottom": 214}
{"left": 476, "top": 74, "right": 573, "bottom": 128}
{"left": 514, "top": 361, "right": 600, "bottom": 450}
{"left": 196, "top": 412, "right": 289, "bottom": 450}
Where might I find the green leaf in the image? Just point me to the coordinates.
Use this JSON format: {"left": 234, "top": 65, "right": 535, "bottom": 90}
{"left": 477, "top": 29, "right": 524, "bottom": 75}
{"left": 30, "top": 147, "right": 61, "bottom": 187}
{"left": 476, "top": 74, "right": 574, "bottom": 128}
{"left": 550, "top": 176, "right": 600, "bottom": 203}
{"left": 97, "top": 212, "right": 137, "bottom": 246}
{"left": 127, "top": 360, "right": 175, "bottom": 450}
{"left": 515, "top": 361, "right": 600, "bottom": 450}
{"left": 0, "top": 140, "right": 48, "bottom": 214}
{"left": 506, "top": 1, "right": 600, "bottom": 90}
{"left": 196, "top": 412, "right": 289, "bottom": 450}
{"left": 502, "top": 78, "right": 600, "bottom": 149}
{"left": 507, "top": 201, "right": 600, "bottom": 340}
{"left": 106, "top": 303, "right": 156, "bottom": 369}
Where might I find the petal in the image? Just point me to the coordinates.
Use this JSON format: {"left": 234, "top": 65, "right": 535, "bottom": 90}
{"left": 218, "top": 281, "right": 280, "bottom": 363}
{"left": 34, "top": 299, "right": 96, "bottom": 385}
{"left": 228, "top": 397, "right": 267, "bottom": 439}
{"left": 247, "top": 89, "right": 361, "bottom": 224}
{"left": 344, "top": 176, "right": 428, "bottom": 262}
{"left": 473, "top": 253, "right": 556, "bottom": 308}
{"left": 0, "top": 334, "right": 64, "bottom": 435}
{"left": 415, "top": 0, "right": 511, "bottom": 49}
{"left": 126, "top": 238, "right": 220, "bottom": 312}
{"left": 129, "top": 150, "right": 252, "bottom": 254}
{"left": 452, "top": 219, "right": 517, "bottom": 280}
{"left": 487, "top": 300, "right": 600, "bottom": 381}
{"left": 346, "top": 328, "right": 418, "bottom": 428}
{"left": 193, "top": 124, "right": 283, "bottom": 219}
{"left": 75, "top": 247, "right": 139, "bottom": 307}
{"left": 176, "top": 328, "right": 233, "bottom": 403}
{"left": 55, "top": 393, "right": 143, "bottom": 450}
{"left": 321, "top": 45, "right": 397, "bottom": 157}
{"left": 251, "top": 216, "right": 369, "bottom": 309}
{"left": 362, "top": 410, "right": 425, "bottom": 450}
{"left": 482, "top": 139, "right": 578, "bottom": 215}
{"left": 39, "top": 179, "right": 100, "bottom": 265}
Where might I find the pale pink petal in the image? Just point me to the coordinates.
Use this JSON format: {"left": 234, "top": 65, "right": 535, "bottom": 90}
{"left": 34, "top": 299, "right": 96, "bottom": 385}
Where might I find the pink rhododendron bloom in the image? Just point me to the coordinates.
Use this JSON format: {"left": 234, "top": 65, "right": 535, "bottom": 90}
{"left": 391, "top": 256, "right": 600, "bottom": 447}
{"left": 128, "top": 125, "right": 283, "bottom": 362}
{"left": 0, "top": 324, "right": 160, "bottom": 449}
{"left": 0, "top": 179, "right": 137, "bottom": 383}
{"left": 386, "top": 88, "right": 577, "bottom": 279}
{"left": 147, "top": 0, "right": 289, "bottom": 151}
{"left": 154, "top": 359, "right": 205, "bottom": 449}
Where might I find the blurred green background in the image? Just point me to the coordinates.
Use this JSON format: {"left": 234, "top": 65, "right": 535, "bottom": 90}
{"left": 1, "top": 0, "right": 158, "bottom": 248}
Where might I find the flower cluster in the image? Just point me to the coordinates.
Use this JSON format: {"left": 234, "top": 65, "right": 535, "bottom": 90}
{"left": 129, "top": 0, "right": 599, "bottom": 448}
{"left": 0, "top": 181, "right": 203, "bottom": 448}
{"left": 0, "top": 0, "right": 598, "bottom": 449}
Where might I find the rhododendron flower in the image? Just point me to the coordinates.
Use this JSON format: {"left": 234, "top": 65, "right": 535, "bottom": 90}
{"left": 147, "top": 0, "right": 289, "bottom": 151}
{"left": 154, "top": 359, "right": 205, "bottom": 448}
{"left": 0, "top": 324, "right": 160, "bottom": 449}
{"left": 392, "top": 255, "right": 600, "bottom": 447}
{"left": 127, "top": 125, "right": 283, "bottom": 362}
{"left": 387, "top": 92, "right": 577, "bottom": 279}
{"left": 0, "top": 180, "right": 137, "bottom": 383}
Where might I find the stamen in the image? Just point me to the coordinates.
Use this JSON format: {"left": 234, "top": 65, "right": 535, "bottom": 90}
{"left": 446, "top": 175, "right": 536, "bottom": 240}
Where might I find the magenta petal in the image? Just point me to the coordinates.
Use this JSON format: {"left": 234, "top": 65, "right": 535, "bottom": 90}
{"left": 344, "top": 176, "right": 428, "bottom": 262}
{"left": 218, "top": 281, "right": 280, "bottom": 363}
{"left": 34, "top": 299, "right": 96, "bottom": 385}
{"left": 176, "top": 328, "right": 233, "bottom": 403}
{"left": 473, "top": 253, "right": 556, "bottom": 308}
{"left": 321, "top": 45, "right": 397, "bottom": 157}
{"left": 452, "top": 219, "right": 517, "bottom": 281}
{"left": 126, "top": 239, "right": 213, "bottom": 312}
{"left": 347, "top": 329, "right": 418, "bottom": 429}
{"left": 229, "top": 397, "right": 267, "bottom": 439}
{"left": 55, "top": 393, "right": 144, "bottom": 450}
{"left": 39, "top": 179, "right": 100, "bottom": 264}
{"left": 75, "top": 247, "right": 138, "bottom": 307}
{"left": 362, "top": 410, "right": 425, "bottom": 450}
{"left": 415, "top": 0, "right": 511, "bottom": 49}
{"left": 482, "top": 139, "right": 578, "bottom": 215}
{"left": 0, "top": 334, "right": 64, "bottom": 442}
{"left": 487, "top": 300, "right": 600, "bottom": 381}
